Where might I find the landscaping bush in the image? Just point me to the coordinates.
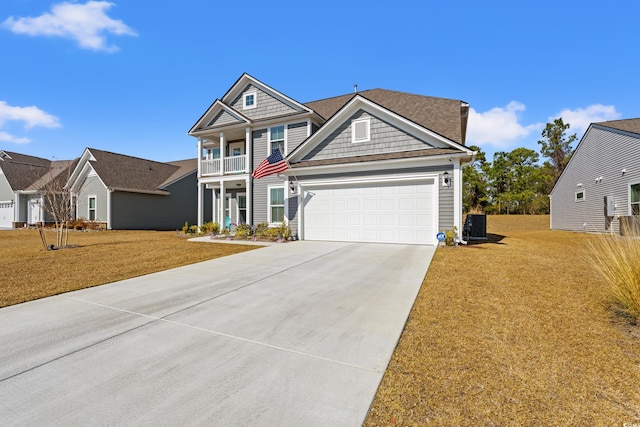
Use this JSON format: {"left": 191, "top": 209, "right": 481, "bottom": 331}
{"left": 235, "top": 223, "right": 252, "bottom": 240}
{"left": 589, "top": 230, "right": 640, "bottom": 321}
{"left": 200, "top": 221, "right": 219, "bottom": 235}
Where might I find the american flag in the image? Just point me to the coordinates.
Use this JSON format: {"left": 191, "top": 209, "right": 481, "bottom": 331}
{"left": 252, "top": 149, "right": 289, "bottom": 179}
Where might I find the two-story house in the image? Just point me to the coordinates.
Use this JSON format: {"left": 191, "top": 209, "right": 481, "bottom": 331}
{"left": 188, "top": 73, "right": 474, "bottom": 245}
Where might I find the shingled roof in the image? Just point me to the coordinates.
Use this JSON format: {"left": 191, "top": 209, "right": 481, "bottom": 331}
{"left": 596, "top": 118, "right": 640, "bottom": 136}
{"left": 304, "top": 89, "right": 469, "bottom": 145}
{"left": 0, "top": 151, "right": 65, "bottom": 191}
{"left": 86, "top": 149, "right": 196, "bottom": 194}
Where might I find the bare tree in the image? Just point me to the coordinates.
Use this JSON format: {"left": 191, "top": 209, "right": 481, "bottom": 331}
{"left": 39, "top": 160, "right": 75, "bottom": 249}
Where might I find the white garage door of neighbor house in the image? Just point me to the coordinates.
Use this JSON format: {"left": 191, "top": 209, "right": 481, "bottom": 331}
{"left": 0, "top": 202, "right": 13, "bottom": 228}
{"left": 302, "top": 179, "right": 436, "bottom": 245}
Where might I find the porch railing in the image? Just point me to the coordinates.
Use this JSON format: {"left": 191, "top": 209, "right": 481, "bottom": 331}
{"left": 201, "top": 155, "right": 247, "bottom": 176}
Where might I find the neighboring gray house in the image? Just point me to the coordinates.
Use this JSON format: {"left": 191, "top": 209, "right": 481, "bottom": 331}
{"left": 67, "top": 148, "right": 210, "bottom": 230}
{"left": 0, "top": 150, "right": 76, "bottom": 228}
{"left": 189, "top": 73, "right": 475, "bottom": 245}
{"left": 550, "top": 118, "right": 640, "bottom": 234}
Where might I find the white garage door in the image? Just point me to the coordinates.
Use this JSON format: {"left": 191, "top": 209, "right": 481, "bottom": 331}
{"left": 0, "top": 202, "right": 13, "bottom": 228}
{"left": 302, "top": 179, "right": 436, "bottom": 245}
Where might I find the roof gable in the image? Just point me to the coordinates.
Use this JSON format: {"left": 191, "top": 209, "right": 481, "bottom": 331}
{"left": 188, "top": 100, "right": 250, "bottom": 135}
{"left": 69, "top": 148, "right": 195, "bottom": 195}
{"left": 304, "top": 88, "right": 469, "bottom": 145}
{"left": 289, "top": 96, "right": 470, "bottom": 165}
{"left": 0, "top": 151, "right": 52, "bottom": 191}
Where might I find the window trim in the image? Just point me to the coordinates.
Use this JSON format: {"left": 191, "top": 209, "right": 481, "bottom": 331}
{"left": 575, "top": 190, "right": 585, "bottom": 202}
{"left": 629, "top": 182, "right": 640, "bottom": 215}
{"left": 268, "top": 125, "right": 287, "bottom": 155}
{"left": 88, "top": 195, "right": 97, "bottom": 221}
{"left": 243, "top": 92, "right": 257, "bottom": 110}
{"left": 268, "top": 186, "right": 285, "bottom": 225}
{"left": 351, "top": 117, "right": 371, "bottom": 143}
{"left": 237, "top": 192, "right": 247, "bottom": 225}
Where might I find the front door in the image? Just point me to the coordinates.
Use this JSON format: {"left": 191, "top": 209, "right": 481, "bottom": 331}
{"left": 228, "top": 141, "right": 245, "bottom": 157}
{"left": 28, "top": 197, "right": 41, "bottom": 225}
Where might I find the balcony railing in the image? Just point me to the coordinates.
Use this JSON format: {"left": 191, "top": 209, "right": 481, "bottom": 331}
{"left": 201, "top": 155, "right": 247, "bottom": 176}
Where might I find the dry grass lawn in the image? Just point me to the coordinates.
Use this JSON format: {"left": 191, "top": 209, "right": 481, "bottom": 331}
{"left": 366, "top": 215, "right": 640, "bottom": 426}
{"left": 0, "top": 228, "right": 257, "bottom": 308}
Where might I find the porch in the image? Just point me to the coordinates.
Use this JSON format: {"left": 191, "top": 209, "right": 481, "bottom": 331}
{"left": 197, "top": 177, "right": 251, "bottom": 229}
{"left": 198, "top": 127, "right": 252, "bottom": 177}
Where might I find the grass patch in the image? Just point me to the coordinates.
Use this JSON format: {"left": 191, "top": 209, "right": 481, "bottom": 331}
{"left": 0, "top": 229, "right": 257, "bottom": 308}
{"left": 365, "top": 215, "right": 640, "bottom": 425}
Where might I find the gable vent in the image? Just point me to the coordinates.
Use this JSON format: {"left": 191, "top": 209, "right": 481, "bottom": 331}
{"left": 352, "top": 118, "right": 370, "bottom": 143}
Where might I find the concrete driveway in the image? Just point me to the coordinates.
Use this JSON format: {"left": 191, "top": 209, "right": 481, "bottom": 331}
{"left": 0, "top": 241, "right": 435, "bottom": 426}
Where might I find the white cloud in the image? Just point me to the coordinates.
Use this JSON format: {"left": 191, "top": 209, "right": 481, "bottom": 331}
{"left": 2, "top": 1, "right": 137, "bottom": 52}
{"left": 467, "top": 101, "right": 543, "bottom": 149}
{"left": 0, "top": 131, "right": 30, "bottom": 144}
{"left": 0, "top": 101, "right": 61, "bottom": 144}
{"left": 551, "top": 104, "right": 621, "bottom": 135}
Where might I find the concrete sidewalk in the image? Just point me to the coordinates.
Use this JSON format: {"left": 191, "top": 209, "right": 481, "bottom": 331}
{"left": 0, "top": 241, "right": 435, "bottom": 426}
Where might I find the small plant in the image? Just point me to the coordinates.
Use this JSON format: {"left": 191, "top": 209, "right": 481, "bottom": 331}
{"left": 235, "top": 223, "right": 252, "bottom": 240}
{"left": 444, "top": 226, "right": 457, "bottom": 246}
{"left": 254, "top": 222, "right": 269, "bottom": 239}
{"left": 182, "top": 221, "right": 190, "bottom": 234}
{"left": 277, "top": 222, "right": 292, "bottom": 240}
{"left": 589, "top": 229, "right": 640, "bottom": 321}
{"left": 200, "top": 221, "right": 219, "bottom": 235}
{"left": 188, "top": 225, "right": 200, "bottom": 235}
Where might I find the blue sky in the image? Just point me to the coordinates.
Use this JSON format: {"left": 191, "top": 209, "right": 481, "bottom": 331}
{"left": 1, "top": 0, "right": 639, "bottom": 163}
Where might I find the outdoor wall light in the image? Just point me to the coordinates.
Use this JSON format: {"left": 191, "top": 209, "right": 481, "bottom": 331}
{"left": 442, "top": 171, "right": 451, "bottom": 187}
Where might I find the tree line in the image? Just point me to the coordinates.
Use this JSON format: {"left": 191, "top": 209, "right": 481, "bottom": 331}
{"left": 463, "top": 118, "right": 576, "bottom": 214}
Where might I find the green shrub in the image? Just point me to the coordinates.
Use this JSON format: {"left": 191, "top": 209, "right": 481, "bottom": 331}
{"left": 182, "top": 221, "right": 190, "bottom": 234}
{"left": 188, "top": 225, "right": 199, "bottom": 235}
{"left": 589, "top": 230, "right": 640, "bottom": 321}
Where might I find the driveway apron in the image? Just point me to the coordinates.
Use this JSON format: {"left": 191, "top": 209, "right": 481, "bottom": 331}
{"left": 0, "top": 241, "right": 435, "bottom": 426}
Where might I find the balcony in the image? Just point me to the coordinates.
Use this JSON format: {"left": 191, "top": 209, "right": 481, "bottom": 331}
{"left": 201, "top": 155, "right": 247, "bottom": 176}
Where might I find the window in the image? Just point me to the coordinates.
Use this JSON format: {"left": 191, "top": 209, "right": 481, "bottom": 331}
{"left": 575, "top": 191, "right": 585, "bottom": 202}
{"left": 237, "top": 193, "right": 247, "bottom": 224}
{"left": 243, "top": 92, "right": 256, "bottom": 110}
{"left": 269, "top": 187, "right": 285, "bottom": 224}
{"left": 631, "top": 183, "right": 640, "bottom": 215}
{"left": 88, "top": 196, "right": 96, "bottom": 221}
{"left": 352, "top": 117, "right": 370, "bottom": 143}
{"left": 206, "top": 148, "right": 220, "bottom": 160}
{"left": 269, "top": 125, "right": 285, "bottom": 154}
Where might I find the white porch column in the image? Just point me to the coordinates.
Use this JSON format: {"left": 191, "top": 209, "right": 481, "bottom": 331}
{"left": 107, "top": 189, "right": 112, "bottom": 230}
{"left": 246, "top": 176, "right": 252, "bottom": 225}
{"left": 219, "top": 180, "right": 226, "bottom": 228}
{"left": 245, "top": 127, "right": 252, "bottom": 174}
{"left": 14, "top": 193, "right": 20, "bottom": 225}
{"left": 197, "top": 182, "right": 204, "bottom": 227}
{"left": 197, "top": 137, "right": 203, "bottom": 178}
{"left": 453, "top": 160, "right": 462, "bottom": 237}
{"left": 219, "top": 132, "right": 225, "bottom": 176}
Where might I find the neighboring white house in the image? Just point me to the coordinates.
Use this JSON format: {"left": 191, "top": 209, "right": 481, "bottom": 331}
{"left": 189, "top": 73, "right": 475, "bottom": 245}
{"left": 0, "top": 150, "right": 76, "bottom": 228}
{"left": 550, "top": 118, "right": 640, "bottom": 234}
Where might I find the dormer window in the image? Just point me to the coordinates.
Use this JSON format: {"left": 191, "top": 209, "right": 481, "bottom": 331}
{"left": 352, "top": 117, "right": 370, "bottom": 143}
{"left": 243, "top": 92, "right": 257, "bottom": 110}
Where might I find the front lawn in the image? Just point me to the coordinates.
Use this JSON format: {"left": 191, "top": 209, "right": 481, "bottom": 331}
{"left": 0, "top": 229, "right": 257, "bottom": 308}
{"left": 365, "top": 215, "right": 640, "bottom": 425}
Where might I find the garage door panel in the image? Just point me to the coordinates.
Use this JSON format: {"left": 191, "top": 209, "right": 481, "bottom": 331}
{"left": 303, "top": 179, "right": 435, "bottom": 245}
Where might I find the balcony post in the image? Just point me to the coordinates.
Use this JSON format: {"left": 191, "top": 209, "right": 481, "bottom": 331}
{"left": 219, "top": 180, "right": 226, "bottom": 229}
{"left": 245, "top": 127, "right": 252, "bottom": 174}
{"left": 197, "top": 137, "right": 203, "bottom": 178}
{"left": 219, "top": 132, "right": 225, "bottom": 175}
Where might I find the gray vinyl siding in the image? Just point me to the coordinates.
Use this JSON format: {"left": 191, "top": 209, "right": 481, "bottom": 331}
{"left": 76, "top": 175, "right": 108, "bottom": 222}
{"left": 0, "top": 172, "right": 13, "bottom": 201}
{"left": 302, "top": 110, "right": 441, "bottom": 162}
{"left": 231, "top": 84, "right": 297, "bottom": 121}
{"left": 251, "top": 127, "right": 284, "bottom": 225}
{"left": 287, "top": 164, "right": 454, "bottom": 233}
{"left": 208, "top": 109, "right": 242, "bottom": 127}
{"left": 111, "top": 171, "right": 210, "bottom": 230}
{"left": 286, "top": 122, "right": 308, "bottom": 154}
{"left": 550, "top": 126, "right": 640, "bottom": 233}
